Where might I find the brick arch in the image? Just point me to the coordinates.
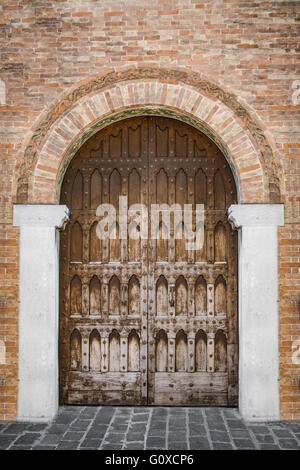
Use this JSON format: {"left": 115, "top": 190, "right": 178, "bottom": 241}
{"left": 14, "top": 67, "right": 283, "bottom": 204}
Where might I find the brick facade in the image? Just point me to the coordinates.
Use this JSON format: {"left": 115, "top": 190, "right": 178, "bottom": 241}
{"left": 0, "top": 1, "right": 299, "bottom": 421}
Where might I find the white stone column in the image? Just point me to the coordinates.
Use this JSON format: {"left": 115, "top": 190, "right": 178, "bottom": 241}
{"left": 228, "top": 204, "right": 284, "bottom": 421}
{"left": 13, "top": 204, "right": 69, "bottom": 422}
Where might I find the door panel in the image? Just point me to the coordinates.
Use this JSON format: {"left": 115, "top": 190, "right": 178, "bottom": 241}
{"left": 146, "top": 117, "right": 237, "bottom": 406}
{"left": 60, "top": 116, "right": 238, "bottom": 406}
{"left": 60, "top": 117, "right": 149, "bottom": 405}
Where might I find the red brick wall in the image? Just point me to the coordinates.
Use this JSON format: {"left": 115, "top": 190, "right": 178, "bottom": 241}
{"left": 0, "top": 226, "right": 19, "bottom": 421}
{"left": 0, "top": 1, "right": 299, "bottom": 421}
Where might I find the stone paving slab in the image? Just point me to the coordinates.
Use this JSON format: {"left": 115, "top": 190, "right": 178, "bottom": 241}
{"left": 0, "top": 407, "right": 299, "bottom": 450}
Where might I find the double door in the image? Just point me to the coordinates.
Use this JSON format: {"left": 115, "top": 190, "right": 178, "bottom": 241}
{"left": 59, "top": 116, "right": 238, "bottom": 406}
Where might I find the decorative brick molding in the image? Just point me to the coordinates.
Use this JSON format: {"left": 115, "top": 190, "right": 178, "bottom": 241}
{"left": 13, "top": 67, "right": 283, "bottom": 204}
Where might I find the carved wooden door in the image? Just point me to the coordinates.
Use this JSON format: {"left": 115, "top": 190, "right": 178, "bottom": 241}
{"left": 59, "top": 116, "right": 238, "bottom": 406}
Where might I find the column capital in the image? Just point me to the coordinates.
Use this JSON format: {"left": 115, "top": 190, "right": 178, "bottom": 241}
{"left": 227, "top": 204, "right": 284, "bottom": 229}
{"left": 13, "top": 204, "right": 69, "bottom": 229}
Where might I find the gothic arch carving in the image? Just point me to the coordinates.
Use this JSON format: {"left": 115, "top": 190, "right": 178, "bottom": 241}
{"left": 13, "top": 67, "right": 283, "bottom": 205}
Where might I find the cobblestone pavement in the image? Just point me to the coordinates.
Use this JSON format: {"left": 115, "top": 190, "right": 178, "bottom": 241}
{"left": 0, "top": 406, "right": 299, "bottom": 450}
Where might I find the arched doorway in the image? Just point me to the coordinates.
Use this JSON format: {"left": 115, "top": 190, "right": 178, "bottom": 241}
{"left": 59, "top": 116, "right": 238, "bottom": 406}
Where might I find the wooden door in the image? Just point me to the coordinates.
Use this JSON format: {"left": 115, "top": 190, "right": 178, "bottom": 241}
{"left": 59, "top": 116, "right": 238, "bottom": 406}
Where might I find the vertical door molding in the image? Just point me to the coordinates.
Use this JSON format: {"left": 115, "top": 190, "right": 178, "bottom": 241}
{"left": 228, "top": 204, "right": 284, "bottom": 421}
{"left": 13, "top": 204, "right": 69, "bottom": 422}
